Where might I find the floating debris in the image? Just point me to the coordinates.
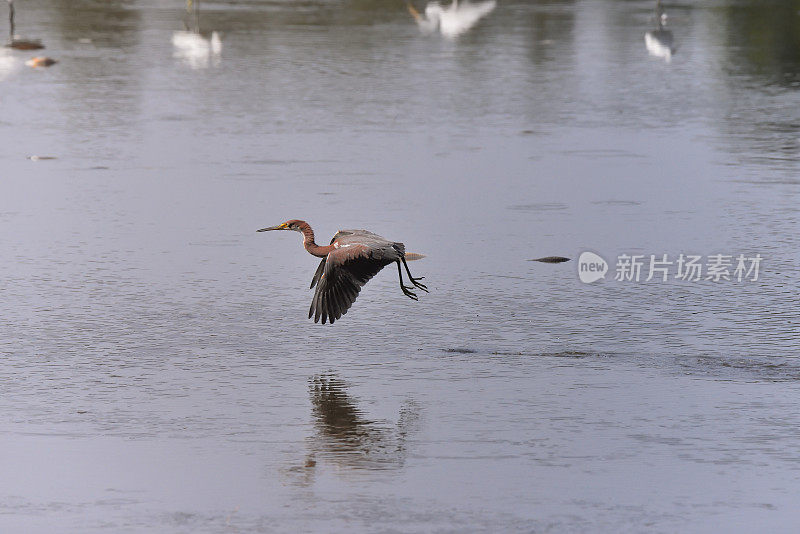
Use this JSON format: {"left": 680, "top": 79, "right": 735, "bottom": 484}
{"left": 530, "top": 256, "right": 571, "bottom": 263}
{"left": 27, "top": 155, "right": 57, "bottom": 161}
{"left": 25, "top": 56, "right": 56, "bottom": 68}
{"left": 6, "top": 38, "right": 43, "bottom": 50}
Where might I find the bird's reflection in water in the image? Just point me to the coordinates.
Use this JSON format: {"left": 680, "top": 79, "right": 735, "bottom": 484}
{"left": 290, "top": 376, "right": 420, "bottom": 481}
{"left": 644, "top": 1, "right": 675, "bottom": 62}
{"left": 172, "top": 0, "right": 221, "bottom": 69}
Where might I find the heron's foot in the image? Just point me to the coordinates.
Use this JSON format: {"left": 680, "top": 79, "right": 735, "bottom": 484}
{"left": 401, "top": 285, "right": 419, "bottom": 300}
{"left": 410, "top": 277, "right": 428, "bottom": 292}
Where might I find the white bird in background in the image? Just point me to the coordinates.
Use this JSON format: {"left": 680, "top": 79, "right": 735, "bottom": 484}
{"left": 172, "top": 30, "right": 221, "bottom": 69}
{"left": 406, "top": 0, "right": 497, "bottom": 38}
{"left": 644, "top": 29, "right": 673, "bottom": 62}
{"left": 172, "top": 0, "right": 221, "bottom": 69}
{"left": 644, "top": 1, "right": 675, "bottom": 62}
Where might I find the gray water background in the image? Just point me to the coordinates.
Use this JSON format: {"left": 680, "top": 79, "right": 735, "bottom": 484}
{"left": 1, "top": 0, "right": 799, "bottom": 531}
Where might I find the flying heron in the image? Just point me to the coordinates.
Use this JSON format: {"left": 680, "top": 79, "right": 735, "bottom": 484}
{"left": 257, "top": 220, "right": 428, "bottom": 325}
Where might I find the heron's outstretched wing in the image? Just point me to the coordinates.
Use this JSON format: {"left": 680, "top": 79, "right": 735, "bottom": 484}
{"left": 309, "top": 244, "right": 394, "bottom": 324}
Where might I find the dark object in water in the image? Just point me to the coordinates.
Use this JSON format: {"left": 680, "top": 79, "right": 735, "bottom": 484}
{"left": 645, "top": 28, "right": 675, "bottom": 60}
{"left": 7, "top": 38, "right": 43, "bottom": 50}
{"left": 26, "top": 56, "right": 56, "bottom": 67}
{"left": 530, "top": 256, "right": 571, "bottom": 263}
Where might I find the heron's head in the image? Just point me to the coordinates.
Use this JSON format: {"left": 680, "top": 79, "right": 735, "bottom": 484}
{"left": 257, "top": 219, "right": 305, "bottom": 233}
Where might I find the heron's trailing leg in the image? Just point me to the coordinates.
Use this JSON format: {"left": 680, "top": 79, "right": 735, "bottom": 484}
{"left": 396, "top": 261, "right": 419, "bottom": 300}
{"left": 401, "top": 257, "right": 428, "bottom": 292}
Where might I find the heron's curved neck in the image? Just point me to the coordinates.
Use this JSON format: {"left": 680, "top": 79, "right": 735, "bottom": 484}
{"left": 297, "top": 221, "right": 334, "bottom": 258}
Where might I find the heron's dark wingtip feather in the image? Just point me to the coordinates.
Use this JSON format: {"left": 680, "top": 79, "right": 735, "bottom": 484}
{"left": 530, "top": 256, "right": 571, "bottom": 263}
{"left": 332, "top": 288, "right": 341, "bottom": 321}
{"left": 309, "top": 292, "right": 318, "bottom": 320}
{"left": 333, "top": 287, "right": 345, "bottom": 321}
{"left": 310, "top": 258, "right": 326, "bottom": 289}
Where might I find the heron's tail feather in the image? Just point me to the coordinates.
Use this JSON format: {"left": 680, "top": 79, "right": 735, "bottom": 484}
{"left": 405, "top": 252, "right": 426, "bottom": 261}
{"left": 530, "top": 256, "right": 571, "bottom": 263}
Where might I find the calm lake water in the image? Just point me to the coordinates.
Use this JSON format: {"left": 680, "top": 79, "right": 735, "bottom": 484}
{"left": 1, "top": 0, "right": 799, "bottom": 532}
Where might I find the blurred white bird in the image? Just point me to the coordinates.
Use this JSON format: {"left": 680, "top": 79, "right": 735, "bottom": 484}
{"left": 172, "top": 30, "right": 221, "bottom": 69}
{"left": 172, "top": 0, "right": 221, "bottom": 69}
{"left": 644, "top": 29, "right": 674, "bottom": 62}
{"left": 25, "top": 56, "right": 56, "bottom": 67}
{"left": 406, "top": 0, "right": 496, "bottom": 38}
{"left": 644, "top": 1, "right": 675, "bottom": 62}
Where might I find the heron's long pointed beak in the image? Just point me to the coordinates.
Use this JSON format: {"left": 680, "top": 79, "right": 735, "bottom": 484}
{"left": 257, "top": 224, "right": 287, "bottom": 232}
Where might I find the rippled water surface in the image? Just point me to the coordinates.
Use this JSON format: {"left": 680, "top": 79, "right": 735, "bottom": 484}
{"left": 1, "top": 0, "right": 799, "bottom": 531}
